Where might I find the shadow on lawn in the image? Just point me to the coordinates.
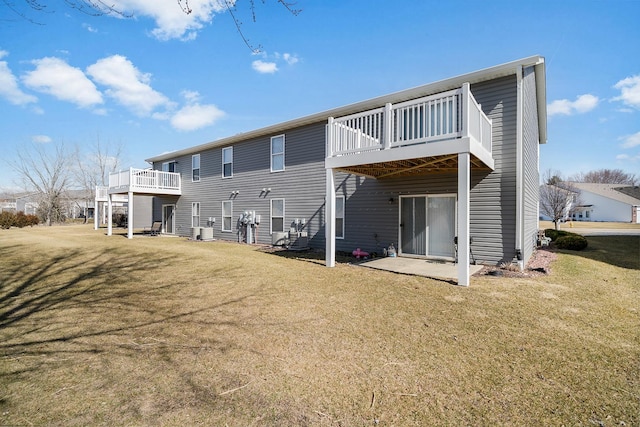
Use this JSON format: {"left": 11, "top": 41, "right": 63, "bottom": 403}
{"left": 0, "top": 245, "right": 249, "bottom": 365}
{"left": 559, "top": 235, "right": 640, "bottom": 270}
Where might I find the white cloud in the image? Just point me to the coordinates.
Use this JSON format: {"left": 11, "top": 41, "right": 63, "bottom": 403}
{"left": 613, "top": 75, "right": 640, "bottom": 109}
{"left": 109, "top": 0, "right": 228, "bottom": 40}
{"left": 86, "top": 54, "right": 170, "bottom": 116}
{"left": 251, "top": 51, "right": 299, "bottom": 73}
{"left": 616, "top": 153, "right": 640, "bottom": 162}
{"left": 547, "top": 94, "right": 599, "bottom": 116}
{"left": 82, "top": 23, "right": 98, "bottom": 33}
{"left": 31, "top": 135, "right": 52, "bottom": 143}
{"left": 252, "top": 59, "right": 278, "bottom": 74}
{"left": 620, "top": 131, "right": 640, "bottom": 149}
{"left": 0, "top": 51, "right": 38, "bottom": 106}
{"left": 22, "top": 57, "right": 103, "bottom": 108}
{"left": 282, "top": 53, "right": 299, "bottom": 65}
{"left": 170, "top": 90, "right": 225, "bottom": 131}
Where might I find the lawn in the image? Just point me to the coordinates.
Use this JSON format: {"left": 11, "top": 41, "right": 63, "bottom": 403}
{"left": 1, "top": 225, "right": 638, "bottom": 426}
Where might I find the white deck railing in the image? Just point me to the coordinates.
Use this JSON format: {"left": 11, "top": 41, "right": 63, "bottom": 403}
{"left": 328, "top": 83, "right": 492, "bottom": 158}
{"left": 108, "top": 168, "right": 181, "bottom": 193}
{"left": 96, "top": 186, "right": 108, "bottom": 201}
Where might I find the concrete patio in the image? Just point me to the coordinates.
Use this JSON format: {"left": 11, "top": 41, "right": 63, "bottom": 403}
{"left": 359, "top": 257, "right": 484, "bottom": 282}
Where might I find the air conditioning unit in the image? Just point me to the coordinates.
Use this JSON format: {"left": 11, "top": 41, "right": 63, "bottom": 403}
{"left": 272, "top": 231, "right": 289, "bottom": 246}
{"left": 201, "top": 227, "right": 214, "bottom": 241}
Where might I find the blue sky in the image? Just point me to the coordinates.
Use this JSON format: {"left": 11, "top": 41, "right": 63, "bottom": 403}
{"left": 1, "top": 0, "right": 639, "bottom": 191}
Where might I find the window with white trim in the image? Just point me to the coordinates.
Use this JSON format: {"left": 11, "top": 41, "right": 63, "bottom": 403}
{"left": 271, "top": 134, "right": 285, "bottom": 172}
{"left": 335, "top": 196, "right": 345, "bottom": 239}
{"left": 270, "top": 199, "right": 285, "bottom": 233}
{"left": 192, "top": 202, "right": 200, "bottom": 227}
{"left": 222, "top": 201, "right": 232, "bottom": 232}
{"left": 192, "top": 154, "right": 200, "bottom": 182}
{"left": 222, "top": 147, "right": 233, "bottom": 178}
{"left": 162, "top": 161, "right": 176, "bottom": 172}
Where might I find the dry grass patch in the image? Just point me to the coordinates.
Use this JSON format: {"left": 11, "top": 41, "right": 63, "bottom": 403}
{"left": 1, "top": 225, "right": 638, "bottom": 426}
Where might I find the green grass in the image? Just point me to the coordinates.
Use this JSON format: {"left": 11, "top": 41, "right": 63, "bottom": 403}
{"left": 1, "top": 225, "right": 638, "bottom": 426}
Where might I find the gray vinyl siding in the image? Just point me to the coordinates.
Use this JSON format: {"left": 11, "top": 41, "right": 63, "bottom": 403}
{"left": 522, "top": 65, "right": 541, "bottom": 264}
{"left": 153, "top": 123, "right": 327, "bottom": 243}
{"left": 150, "top": 74, "right": 527, "bottom": 267}
{"left": 132, "top": 195, "right": 153, "bottom": 229}
{"left": 467, "top": 75, "right": 518, "bottom": 265}
{"left": 335, "top": 172, "right": 460, "bottom": 255}
{"left": 334, "top": 76, "right": 520, "bottom": 265}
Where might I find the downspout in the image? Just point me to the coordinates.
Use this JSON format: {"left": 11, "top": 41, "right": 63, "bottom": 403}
{"left": 515, "top": 65, "right": 524, "bottom": 270}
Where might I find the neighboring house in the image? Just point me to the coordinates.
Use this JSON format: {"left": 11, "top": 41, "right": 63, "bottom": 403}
{"left": 0, "top": 193, "right": 38, "bottom": 215}
{"left": 101, "top": 55, "right": 547, "bottom": 286}
{"left": 539, "top": 184, "right": 578, "bottom": 223}
{"left": 567, "top": 183, "right": 640, "bottom": 223}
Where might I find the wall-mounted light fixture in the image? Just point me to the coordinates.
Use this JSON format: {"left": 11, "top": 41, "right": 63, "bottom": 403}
{"left": 388, "top": 197, "right": 394, "bottom": 204}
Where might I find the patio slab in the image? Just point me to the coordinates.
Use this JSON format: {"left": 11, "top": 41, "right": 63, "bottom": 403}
{"left": 359, "top": 257, "right": 484, "bottom": 282}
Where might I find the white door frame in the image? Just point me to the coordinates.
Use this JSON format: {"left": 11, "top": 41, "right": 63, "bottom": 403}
{"left": 398, "top": 193, "right": 457, "bottom": 261}
{"left": 162, "top": 204, "right": 176, "bottom": 234}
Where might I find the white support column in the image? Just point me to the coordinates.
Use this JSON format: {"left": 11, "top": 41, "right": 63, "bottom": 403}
{"left": 461, "top": 82, "right": 471, "bottom": 139}
{"left": 384, "top": 102, "right": 393, "bottom": 150}
{"left": 325, "top": 169, "right": 336, "bottom": 267}
{"left": 327, "top": 117, "right": 334, "bottom": 158}
{"left": 127, "top": 191, "right": 133, "bottom": 239}
{"left": 107, "top": 194, "right": 113, "bottom": 236}
{"left": 457, "top": 152, "right": 471, "bottom": 286}
{"left": 94, "top": 198, "right": 99, "bottom": 230}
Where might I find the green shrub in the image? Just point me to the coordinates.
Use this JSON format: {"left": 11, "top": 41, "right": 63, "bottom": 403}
{"left": 555, "top": 234, "right": 588, "bottom": 251}
{"left": 544, "top": 228, "right": 572, "bottom": 241}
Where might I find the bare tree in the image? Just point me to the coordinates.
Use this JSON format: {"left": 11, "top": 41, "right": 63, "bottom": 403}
{"left": 73, "top": 137, "right": 123, "bottom": 224}
{"left": 10, "top": 142, "right": 75, "bottom": 226}
{"left": 4, "top": 0, "right": 301, "bottom": 52}
{"left": 539, "top": 170, "right": 582, "bottom": 230}
{"left": 570, "top": 168, "right": 637, "bottom": 185}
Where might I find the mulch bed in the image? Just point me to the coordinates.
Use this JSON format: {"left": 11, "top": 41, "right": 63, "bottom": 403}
{"left": 480, "top": 248, "right": 558, "bottom": 278}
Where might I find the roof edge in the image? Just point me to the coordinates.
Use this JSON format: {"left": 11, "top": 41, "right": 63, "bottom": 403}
{"left": 146, "top": 55, "right": 546, "bottom": 163}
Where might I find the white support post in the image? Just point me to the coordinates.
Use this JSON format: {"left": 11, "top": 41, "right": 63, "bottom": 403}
{"left": 457, "top": 152, "right": 471, "bottom": 286}
{"left": 127, "top": 191, "right": 133, "bottom": 239}
{"left": 94, "top": 198, "right": 99, "bottom": 230}
{"left": 325, "top": 169, "right": 336, "bottom": 267}
{"left": 384, "top": 102, "right": 393, "bottom": 150}
{"left": 461, "top": 82, "right": 471, "bottom": 139}
{"left": 107, "top": 194, "right": 113, "bottom": 236}
{"left": 327, "top": 117, "right": 334, "bottom": 158}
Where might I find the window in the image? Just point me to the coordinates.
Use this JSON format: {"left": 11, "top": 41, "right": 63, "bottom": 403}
{"left": 222, "top": 201, "right": 232, "bottom": 232}
{"left": 162, "top": 161, "right": 176, "bottom": 172}
{"left": 271, "top": 199, "right": 285, "bottom": 233}
{"left": 335, "top": 196, "right": 345, "bottom": 239}
{"left": 192, "top": 154, "right": 200, "bottom": 182}
{"left": 222, "top": 147, "right": 233, "bottom": 178}
{"left": 271, "top": 135, "right": 285, "bottom": 172}
{"left": 192, "top": 202, "right": 200, "bottom": 227}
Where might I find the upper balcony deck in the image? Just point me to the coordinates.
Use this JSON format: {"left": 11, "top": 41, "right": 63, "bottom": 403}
{"left": 325, "top": 83, "right": 494, "bottom": 177}
{"left": 104, "top": 168, "right": 181, "bottom": 196}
